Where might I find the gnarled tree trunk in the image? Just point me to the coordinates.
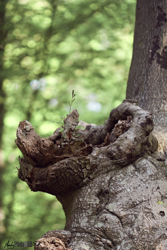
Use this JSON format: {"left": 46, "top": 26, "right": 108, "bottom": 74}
{"left": 16, "top": 100, "right": 167, "bottom": 249}
{"left": 15, "top": 0, "right": 167, "bottom": 249}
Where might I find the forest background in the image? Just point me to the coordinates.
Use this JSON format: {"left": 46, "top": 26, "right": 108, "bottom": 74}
{"left": 0, "top": 0, "right": 136, "bottom": 249}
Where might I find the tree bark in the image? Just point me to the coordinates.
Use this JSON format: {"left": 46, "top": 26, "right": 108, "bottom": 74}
{"left": 126, "top": 0, "right": 167, "bottom": 129}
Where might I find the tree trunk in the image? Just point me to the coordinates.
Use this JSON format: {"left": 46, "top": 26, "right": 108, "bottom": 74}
{"left": 15, "top": 1, "right": 167, "bottom": 249}
{"left": 126, "top": 0, "right": 167, "bottom": 129}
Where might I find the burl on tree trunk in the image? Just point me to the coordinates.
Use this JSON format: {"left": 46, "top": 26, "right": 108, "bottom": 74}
{"left": 16, "top": 100, "right": 167, "bottom": 250}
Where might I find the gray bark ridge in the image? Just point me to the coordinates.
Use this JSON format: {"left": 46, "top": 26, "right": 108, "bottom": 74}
{"left": 16, "top": 100, "right": 167, "bottom": 250}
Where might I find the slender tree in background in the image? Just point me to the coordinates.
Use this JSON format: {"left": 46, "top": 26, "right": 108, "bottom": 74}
{"left": 0, "top": 0, "right": 8, "bottom": 245}
{"left": 16, "top": 1, "right": 167, "bottom": 249}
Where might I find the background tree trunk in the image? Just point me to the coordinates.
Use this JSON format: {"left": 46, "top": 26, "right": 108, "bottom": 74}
{"left": 0, "top": 0, "right": 7, "bottom": 245}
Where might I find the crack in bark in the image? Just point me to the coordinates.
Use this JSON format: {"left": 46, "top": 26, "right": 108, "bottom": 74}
{"left": 157, "top": 46, "right": 167, "bottom": 69}
{"left": 106, "top": 210, "right": 123, "bottom": 227}
{"left": 156, "top": 6, "right": 167, "bottom": 28}
{"left": 149, "top": 35, "right": 160, "bottom": 64}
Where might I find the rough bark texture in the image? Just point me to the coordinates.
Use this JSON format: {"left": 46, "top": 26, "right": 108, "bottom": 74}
{"left": 15, "top": 99, "right": 167, "bottom": 250}
{"left": 126, "top": 0, "right": 167, "bottom": 129}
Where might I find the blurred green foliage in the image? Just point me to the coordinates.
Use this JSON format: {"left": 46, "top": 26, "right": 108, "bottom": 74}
{"left": 0, "top": 0, "right": 136, "bottom": 248}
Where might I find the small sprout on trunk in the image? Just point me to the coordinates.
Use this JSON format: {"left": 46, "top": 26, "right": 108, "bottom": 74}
{"left": 69, "top": 90, "right": 76, "bottom": 114}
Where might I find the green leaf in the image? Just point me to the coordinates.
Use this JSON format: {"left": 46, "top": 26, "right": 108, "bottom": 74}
{"left": 58, "top": 128, "right": 64, "bottom": 132}
{"left": 76, "top": 125, "right": 85, "bottom": 130}
{"left": 158, "top": 201, "right": 165, "bottom": 205}
{"left": 76, "top": 134, "right": 81, "bottom": 137}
